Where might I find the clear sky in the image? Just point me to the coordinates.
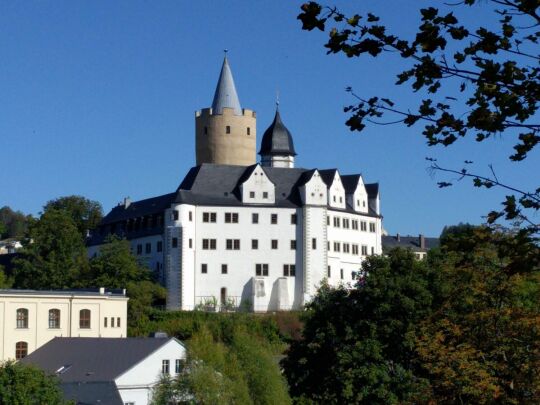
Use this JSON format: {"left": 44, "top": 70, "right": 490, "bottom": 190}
{"left": 1, "top": 1, "right": 538, "bottom": 237}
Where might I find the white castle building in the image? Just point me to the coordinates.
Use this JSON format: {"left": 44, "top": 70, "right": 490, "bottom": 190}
{"left": 89, "top": 57, "right": 382, "bottom": 311}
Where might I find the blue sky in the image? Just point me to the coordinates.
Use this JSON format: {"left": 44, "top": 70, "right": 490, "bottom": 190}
{"left": 1, "top": 1, "right": 538, "bottom": 237}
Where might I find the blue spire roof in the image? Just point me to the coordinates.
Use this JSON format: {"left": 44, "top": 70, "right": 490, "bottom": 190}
{"left": 211, "top": 56, "right": 242, "bottom": 115}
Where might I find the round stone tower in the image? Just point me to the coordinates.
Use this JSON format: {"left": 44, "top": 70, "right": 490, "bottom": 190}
{"left": 195, "top": 56, "right": 256, "bottom": 166}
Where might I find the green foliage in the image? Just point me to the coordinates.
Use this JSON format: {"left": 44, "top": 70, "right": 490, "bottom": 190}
{"left": 150, "top": 321, "right": 292, "bottom": 405}
{"left": 283, "top": 249, "right": 436, "bottom": 404}
{"left": 12, "top": 209, "right": 87, "bottom": 289}
{"left": 0, "top": 361, "right": 69, "bottom": 405}
{"left": 297, "top": 1, "right": 540, "bottom": 234}
{"left": 0, "top": 206, "right": 32, "bottom": 240}
{"left": 43, "top": 195, "right": 102, "bottom": 239}
{"left": 283, "top": 227, "right": 540, "bottom": 403}
{"left": 0, "top": 265, "right": 13, "bottom": 288}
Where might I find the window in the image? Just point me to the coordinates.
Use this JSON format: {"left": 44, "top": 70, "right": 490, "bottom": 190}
{"left": 369, "top": 222, "right": 376, "bottom": 233}
{"left": 352, "top": 220, "right": 359, "bottom": 230}
{"left": 343, "top": 243, "right": 350, "bottom": 254}
{"left": 221, "top": 264, "right": 228, "bottom": 274}
{"left": 290, "top": 240, "right": 296, "bottom": 250}
{"left": 225, "top": 212, "right": 239, "bottom": 223}
{"left": 137, "top": 244, "right": 142, "bottom": 255}
{"left": 157, "top": 241, "right": 163, "bottom": 252}
{"left": 363, "top": 200, "right": 366, "bottom": 207}
{"left": 252, "top": 239, "right": 258, "bottom": 249}
{"left": 333, "top": 195, "right": 336, "bottom": 202}
{"left": 15, "top": 342, "right": 27, "bottom": 360}
{"left": 204, "top": 126, "right": 208, "bottom": 135}
{"left": 271, "top": 240, "right": 278, "bottom": 249}
{"left": 271, "top": 214, "right": 278, "bottom": 224}
{"left": 343, "top": 219, "right": 350, "bottom": 229}
{"left": 312, "top": 238, "right": 317, "bottom": 249}
{"left": 361, "top": 245, "right": 368, "bottom": 256}
{"left": 48, "top": 309, "right": 60, "bottom": 329}
{"left": 16, "top": 308, "right": 28, "bottom": 329}
{"left": 226, "top": 125, "right": 231, "bottom": 134}
{"left": 340, "top": 269, "right": 344, "bottom": 280}
{"left": 262, "top": 192, "right": 269, "bottom": 199}
{"left": 327, "top": 266, "right": 331, "bottom": 278}
{"left": 202, "top": 239, "right": 217, "bottom": 250}
{"left": 249, "top": 191, "right": 255, "bottom": 198}
{"left": 172, "top": 238, "right": 178, "bottom": 248}
{"left": 361, "top": 221, "right": 367, "bottom": 231}
{"left": 340, "top": 196, "right": 343, "bottom": 203}
{"left": 79, "top": 309, "right": 91, "bottom": 329}
{"left": 352, "top": 244, "right": 359, "bottom": 255}
{"left": 201, "top": 264, "right": 207, "bottom": 274}
{"left": 371, "top": 246, "right": 375, "bottom": 255}
{"left": 117, "top": 317, "right": 121, "bottom": 328}
{"left": 111, "top": 317, "right": 115, "bottom": 328}
{"left": 189, "top": 238, "right": 193, "bottom": 248}
{"left": 162, "top": 359, "right": 170, "bottom": 374}
{"left": 203, "top": 212, "right": 217, "bottom": 223}
{"left": 189, "top": 211, "right": 193, "bottom": 221}
{"left": 283, "top": 264, "right": 295, "bottom": 277}
{"left": 333, "top": 217, "right": 340, "bottom": 227}
{"left": 291, "top": 214, "right": 297, "bottom": 224}
{"left": 145, "top": 243, "right": 151, "bottom": 254}
{"left": 176, "top": 359, "right": 184, "bottom": 373}
{"left": 226, "top": 239, "right": 240, "bottom": 250}
{"left": 333, "top": 242, "right": 340, "bottom": 252}
{"left": 327, "top": 216, "right": 330, "bottom": 225}
{"left": 104, "top": 317, "right": 107, "bottom": 327}
{"left": 173, "top": 210, "right": 179, "bottom": 221}
{"left": 255, "top": 264, "right": 269, "bottom": 276}
{"left": 252, "top": 213, "right": 259, "bottom": 224}
{"left": 247, "top": 127, "right": 251, "bottom": 135}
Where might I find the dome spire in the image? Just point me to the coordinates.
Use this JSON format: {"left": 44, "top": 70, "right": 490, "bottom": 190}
{"left": 211, "top": 53, "right": 242, "bottom": 115}
{"left": 259, "top": 107, "right": 297, "bottom": 168}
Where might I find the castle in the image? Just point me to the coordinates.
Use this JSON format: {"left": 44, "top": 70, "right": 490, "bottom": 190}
{"left": 88, "top": 56, "right": 382, "bottom": 311}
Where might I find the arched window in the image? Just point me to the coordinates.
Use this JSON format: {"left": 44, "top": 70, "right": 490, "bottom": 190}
{"left": 16, "top": 308, "right": 28, "bottom": 329}
{"left": 15, "top": 341, "right": 28, "bottom": 360}
{"left": 79, "top": 309, "right": 91, "bottom": 329}
{"left": 48, "top": 309, "right": 60, "bottom": 329}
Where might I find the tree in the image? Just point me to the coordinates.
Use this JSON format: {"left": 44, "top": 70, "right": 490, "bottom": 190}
{"left": 0, "top": 206, "right": 32, "bottom": 240}
{"left": 12, "top": 209, "right": 87, "bottom": 289}
{"left": 297, "top": 1, "right": 539, "bottom": 234}
{"left": 0, "top": 361, "right": 69, "bottom": 405}
{"left": 0, "top": 265, "right": 13, "bottom": 288}
{"left": 43, "top": 195, "right": 103, "bottom": 239}
{"left": 283, "top": 249, "right": 438, "bottom": 404}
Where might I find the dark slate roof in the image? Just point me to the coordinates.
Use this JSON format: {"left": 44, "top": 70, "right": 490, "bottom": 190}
{"left": 21, "top": 337, "right": 172, "bottom": 382}
{"left": 341, "top": 174, "right": 361, "bottom": 194}
{"left": 0, "top": 288, "right": 126, "bottom": 297}
{"left": 365, "top": 183, "right": 379, "bottom": 197}
{"left": 382, "top": 235, "right": 440, "bottom": 252}
{"left": 259, "top": 110, "right": 296, "bottom": 156}
{"left": 100, "top": 193, "right": 176, "bottom": 225}
{"left": 61, "top": 382, "right": 123, "bottom": 405}
{"left": 318, "top": 169, "right": 338, "bottom": 187}
{"left": 211, "top": 56, "right": 242, "bottom": 115}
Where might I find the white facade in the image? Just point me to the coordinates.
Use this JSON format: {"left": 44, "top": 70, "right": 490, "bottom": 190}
{"left": 115, "top": 338, "right": 186, "bottom": 405}
{"left": 0, "top": 289, "right": 128, "bottom": 361}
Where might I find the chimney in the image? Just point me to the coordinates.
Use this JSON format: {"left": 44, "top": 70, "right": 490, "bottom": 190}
{"left": 396, "top": 233, "right": 400, "bottom": 242}
{"left": 123, "top": 197, "right": 132, "bottom": 209}
{"left": 99, "top": 287, "right": 105, "bottom": 295}
{"left": 419, "top": 234, "right": 426, "bottom": 249}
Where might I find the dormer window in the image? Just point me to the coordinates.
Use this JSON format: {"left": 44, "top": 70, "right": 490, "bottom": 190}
{"left": 250, "top": 191, "right": 255, "bottom": 198}
{"left": 263, "top": 192, "right": 268, "bottom": 199}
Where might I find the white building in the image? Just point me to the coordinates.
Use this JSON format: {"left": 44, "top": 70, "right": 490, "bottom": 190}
{"left": 0, "top": 288, "right": 128, "bottom": 361}
{"left": 21, "top": 336, "right": 187, "bottom": 405}
{"left": 88, "top": 56, "right": 383, "bottom": 311}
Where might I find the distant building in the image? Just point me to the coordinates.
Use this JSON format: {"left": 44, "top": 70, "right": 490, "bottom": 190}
{"left": 88, "top": 56, "right": 383, "bottom": 312}
{"left": 0, "top": 239, "right": 22, "bottom": 255}
{"left": 382, "top": 234, "right": 440, "bottom": 260}
{"left": 0, "top": 288, "right": 128, "bottom": 361}
{"left": 21, "top": 336, "right": 187, "bottom": 405}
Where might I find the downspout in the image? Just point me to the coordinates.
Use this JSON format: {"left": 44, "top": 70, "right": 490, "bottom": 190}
{"left": 69, "top": 294, "right": 73, "bottom": 337}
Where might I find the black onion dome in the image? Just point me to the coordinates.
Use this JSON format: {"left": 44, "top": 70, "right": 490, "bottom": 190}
{"left": 258, "top": 110, "right": 297, "bottom": 156}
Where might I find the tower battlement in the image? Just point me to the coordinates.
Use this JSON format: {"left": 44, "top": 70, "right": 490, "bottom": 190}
{"left": 195, "top": 107, "right": 256, "bottom": 119}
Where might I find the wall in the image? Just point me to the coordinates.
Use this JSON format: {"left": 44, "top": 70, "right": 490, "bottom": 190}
{"left": 0, "top": 292, "right": 128, "bottom": 361}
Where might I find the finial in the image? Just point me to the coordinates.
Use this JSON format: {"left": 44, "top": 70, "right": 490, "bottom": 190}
{"left": 276, "top": 90, "right": 280, "bottom": 110}
{"left": 224, "top": 49, "right": 228, "bottom": 57}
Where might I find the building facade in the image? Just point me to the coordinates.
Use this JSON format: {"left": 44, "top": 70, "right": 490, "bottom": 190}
{"left": 89, "top": 56, "right": 383, "bottom": 311}
{"left": 0, "top": 288, "right": 128, "bottom": 361}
